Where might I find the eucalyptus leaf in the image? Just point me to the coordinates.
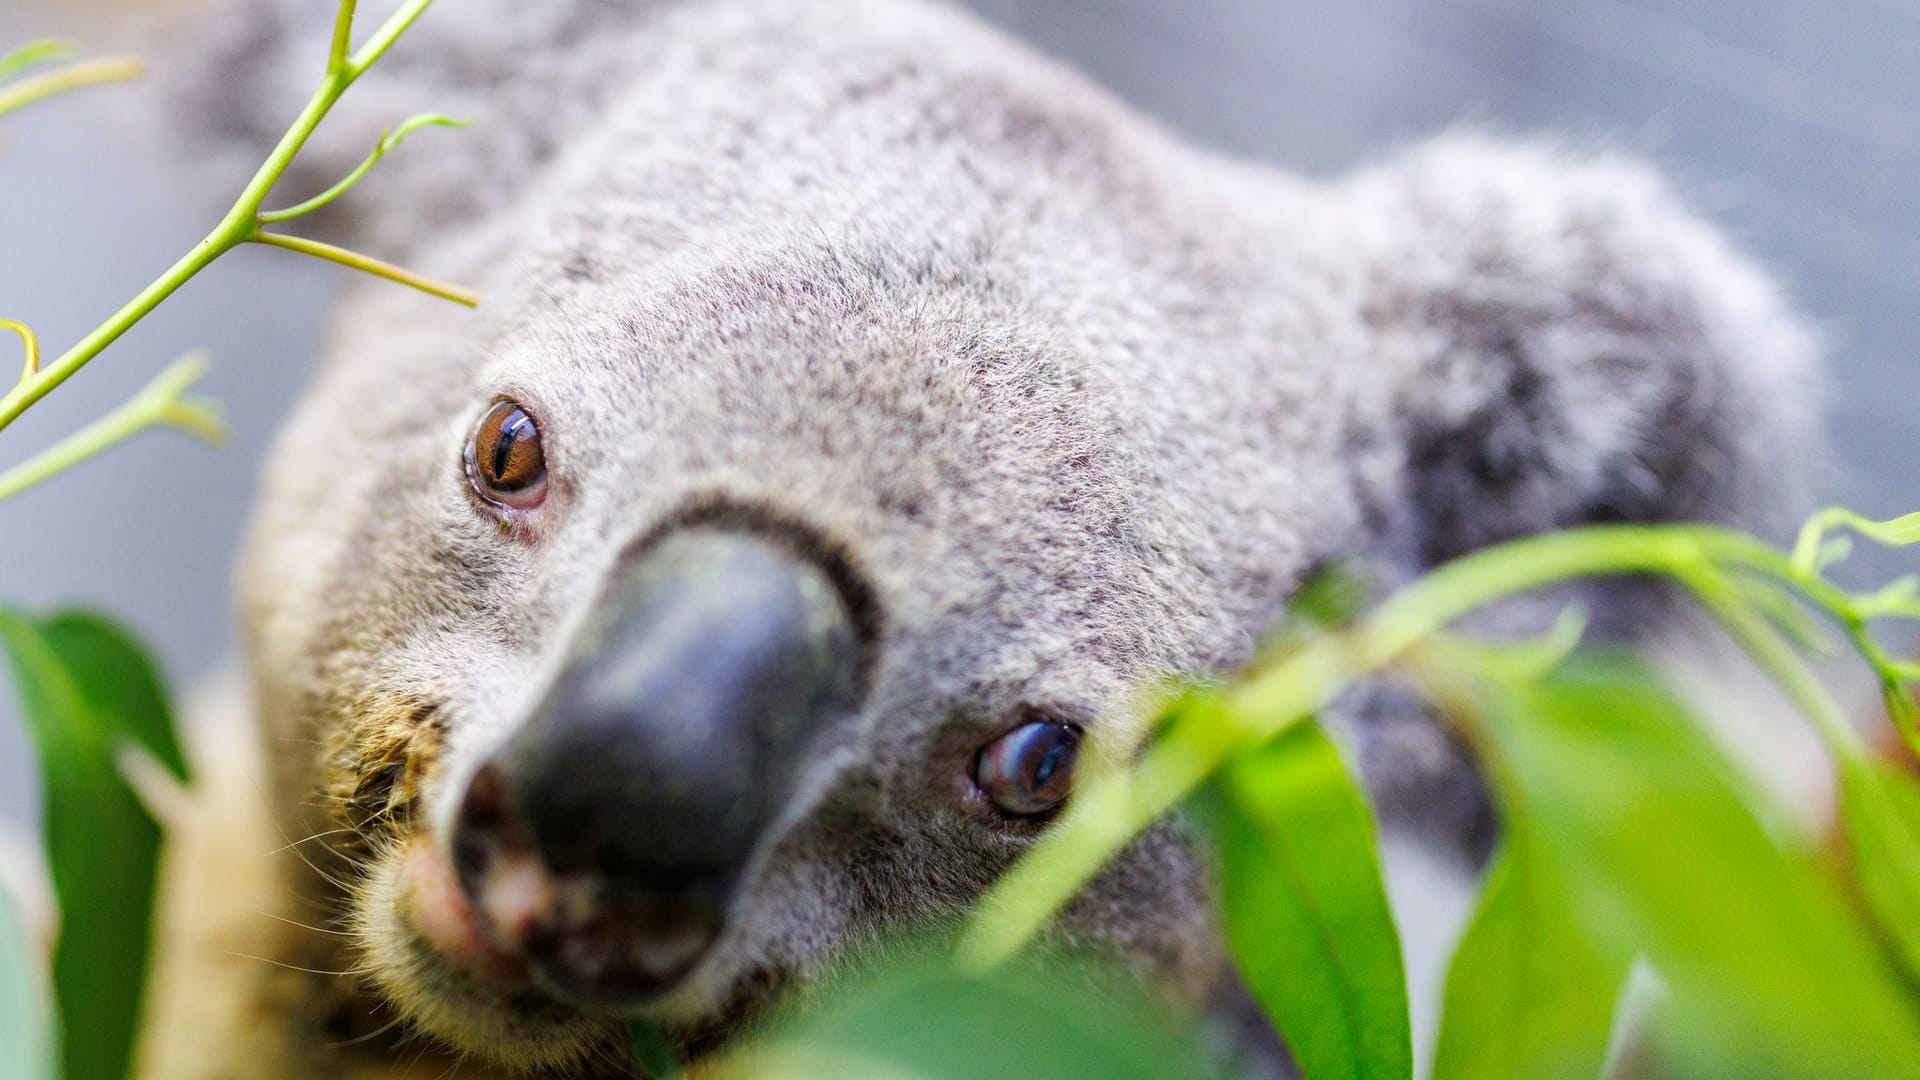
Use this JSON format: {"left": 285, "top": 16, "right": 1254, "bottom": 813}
{"left": 628, "top": 1020, "right": 680, "bottom": 1078}
{"left": 1433, "top": 843, "right": 1628, "bottom": 1080}
{"left": 1838, "top": 758, "right": 1920, "bottom": 983}
{"left": 1, "top": 607, "right": 180, "bottom": 1080}
{"left": 33, "top": 613, "right": 189, "bottom": 785}
{"left": 1190, "top": 713, "right": 1411, "bottom": 1080}
{"left": 1461, "top": 658, "right": 1920, "bottom": 1079}
{"left": 730, "top": 959, "right": 1214, "bottom": 1080}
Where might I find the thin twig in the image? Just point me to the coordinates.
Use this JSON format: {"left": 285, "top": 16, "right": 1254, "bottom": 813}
{"left": 1, "top": 320, "right": 39, "bottom": 382}
{"left": 250, "top": 232, "right": 480, "bottom": 307}
{"left": 0, "top": 55, "right": 143, "bottom": 121}
{"left": 0, "top": 353, "right": 226, "bottom": 503}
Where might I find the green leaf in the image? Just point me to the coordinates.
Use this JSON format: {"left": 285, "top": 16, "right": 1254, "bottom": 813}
{"left": 629, "top": 1020, "right": 680, "bottom": 1078}
{"left": 1838, "top": 759, "right": 1920, "bottom": 983}
{"left": 31, "top": 612, "right": 189, "bottom": 785}
{"left": 0, "top": 875, "right": 55, "bottom": 1079}
{"left": 1190, "top": 713, "right": 1412, "bottom": 1080}
{"left": 1433, "top": 844, "right": 1628, "bottom": 1080}
{"left": 1460, "top": 658, "right": 1920, "bottom": 1079}
{"left": 730, "top": 957, "right": 1214, "bottom": 1080}
{"left": 1, "top": 607, "right": 182, "bottom": 1080}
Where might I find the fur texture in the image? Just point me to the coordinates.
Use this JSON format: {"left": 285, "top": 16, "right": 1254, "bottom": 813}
{"left": 145, "top": 0, "right": 1821, "bottom": 1075}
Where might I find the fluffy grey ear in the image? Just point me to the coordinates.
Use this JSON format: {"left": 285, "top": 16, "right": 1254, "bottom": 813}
{"left": 1344, "top": 134, "right": 1825, "bottom": 587}
{"left": 162, "top": 0, "right": 664, "bottom": 255}
{"left": 1323, "top": 136, "right": 1827, "bottom": 854}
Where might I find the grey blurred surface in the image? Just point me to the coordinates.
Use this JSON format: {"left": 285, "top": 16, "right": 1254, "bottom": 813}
{"left": 0, "top": 0, "right": 1914, "bottom": 878}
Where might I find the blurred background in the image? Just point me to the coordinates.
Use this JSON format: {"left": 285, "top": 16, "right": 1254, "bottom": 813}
{"left": 0, "top": 0, "right": 1914, "bottom": 875}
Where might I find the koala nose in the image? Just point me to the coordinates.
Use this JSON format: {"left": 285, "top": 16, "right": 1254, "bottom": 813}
{"left": 450, "top": 526, "right": 864, "bottom": 1007}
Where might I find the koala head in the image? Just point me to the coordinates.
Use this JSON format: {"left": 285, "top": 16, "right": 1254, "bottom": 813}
{"left": 203, "top": 0, "right": 1820, "bottom": 1072}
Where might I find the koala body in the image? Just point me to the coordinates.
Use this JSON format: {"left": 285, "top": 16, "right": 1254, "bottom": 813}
{"left": 142, "top": 1, "right": 1820, "bottom": 1076}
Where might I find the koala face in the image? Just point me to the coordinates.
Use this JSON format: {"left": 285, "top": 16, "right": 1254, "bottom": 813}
{"left": 249, "top": 242, "right": 1251, "bottom": 1066}
{"left": 216, "top": 0, "right": 1818, "bottom": 1072}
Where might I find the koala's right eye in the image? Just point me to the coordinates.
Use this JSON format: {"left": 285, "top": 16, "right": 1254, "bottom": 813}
{"left": 465, "top": 399, "right": 548, "bottom": 510}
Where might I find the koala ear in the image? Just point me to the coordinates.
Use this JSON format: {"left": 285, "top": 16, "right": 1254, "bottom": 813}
{"left": 163, "top": 0, "right": 658, "bottom": 255}
{"left": 1341, "top": 134, "right": 1825, "bottom": 579}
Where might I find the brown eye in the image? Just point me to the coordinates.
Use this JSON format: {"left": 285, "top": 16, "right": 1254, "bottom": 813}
{"left": 466, "top": 400, "right": 548, "bottom": 510}
{"left": 973, "top": 720, "right": 1080, "bottom": 816}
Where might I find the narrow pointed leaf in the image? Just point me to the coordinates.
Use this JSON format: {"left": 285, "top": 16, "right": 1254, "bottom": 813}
{"left": 34, "top": 612, "right": 189, "bottom": 785}
{"left": 1, "top": 607, "right": 180, "bottom": 1080}
{"left": 1191, "top": 712, "right": 1412, "bottom": 1080}
{"left": 1462, "top": 658, "right": 1920, "bottom": 1079}
{"left": 728, "top": 959, "right": 1214, "bottom": 1080}
{"left": 629, "top": 1020, "right": 680, "bottom": 1078}
{"left": 1433, "top": 843, "right": 1628, "bottom": 1080}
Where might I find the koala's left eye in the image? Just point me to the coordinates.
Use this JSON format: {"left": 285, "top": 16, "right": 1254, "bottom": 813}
{"left": 465, "top": 399, "right": 548, "bottom": 510}
{"left": 974, "top": 719, "right": 1080, "bottom": 816}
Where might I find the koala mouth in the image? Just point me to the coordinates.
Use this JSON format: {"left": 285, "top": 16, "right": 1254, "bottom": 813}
{"left": 353, "top": 831, "right": 616, "bottom": 1073}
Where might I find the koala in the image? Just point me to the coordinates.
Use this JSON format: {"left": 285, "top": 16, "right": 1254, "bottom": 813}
{"left": 139, "top": 0, "right": 1822, "bottom": 1076}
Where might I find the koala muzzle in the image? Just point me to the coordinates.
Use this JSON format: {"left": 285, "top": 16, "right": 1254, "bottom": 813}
{"left": 450, "top": 526, "right": 863, "bottom": 1007}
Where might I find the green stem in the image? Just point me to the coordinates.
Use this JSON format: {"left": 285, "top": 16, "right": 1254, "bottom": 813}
{"left": 249, "top": 233, "right": 479, "bottom": 306}
{"left": 2, "top": 320, "right": 38, "bottom": 382}
{"left": 1686, "top": 569, "right": 1867, "bottom": 763}
{"left": 0, "top": 55, "right": 142, "bottom": 120}
{"left": 0, "top": 354, "right": 226, "bottom": 503}
{"left": 1791, "top": 507, "right": 1920, "bottom": 574}
{"left": 330, "top": 0, "right": 360, "bottom": 72}
{"left": 959, "top": 525, "right": 1704, "bottom": 969}
{"left": 0, "top": 0, "right": 454, "bottom": 439}
{"left": 349, "top": 0, "right": 438, "bottom": 76}
{"left": 959, "top": 518, "right": 1919, "bottom": 969}
{"left": 259, "top": 114, "right": 467, "bottom": 224}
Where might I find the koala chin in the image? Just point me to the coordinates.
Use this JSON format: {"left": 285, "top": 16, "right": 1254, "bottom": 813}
{"left": 141, "top": 0, "right": 1822, "bottom": 1076}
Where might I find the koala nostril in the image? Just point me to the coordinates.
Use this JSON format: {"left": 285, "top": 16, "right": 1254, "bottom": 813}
{"left": 449, "top": 763, "right": 728, "bottom": 1006}
{"left": 451, "top": 765, "right": 554, "bottom": 953}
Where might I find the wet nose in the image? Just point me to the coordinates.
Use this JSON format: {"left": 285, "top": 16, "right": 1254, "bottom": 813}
{"left": 450, "top": 527, "right": 863, "bottom": 1006}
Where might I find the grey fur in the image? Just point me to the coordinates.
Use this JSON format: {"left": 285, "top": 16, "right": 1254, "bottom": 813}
{"left": 158, "top": 0, "right": 1822, "bottom": 1075}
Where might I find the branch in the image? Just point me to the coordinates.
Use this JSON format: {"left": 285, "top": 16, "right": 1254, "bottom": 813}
{"left": 2, "top": 320, "right": 39, "bottom": 382}
{"left": 259, "top": 113, "right": 468, "bottom": 224}
{"left": 0, "top": 55, "right": 144, "bottom": 122}
{"left": 0, "top": 353, "right": 226, "bottom": 504}
{"left": 347, "top": 0, "right": 438, "bottom": 76}
{"left": 329, "top": 0, "right": 360, "bottom": 73}
{"left": 1792, "top": 507, "right": 1920, "bottom": 575}
{"left": 249, "top": 232, "right": 480, "bottom": 307}
{"left": 0, "top": 0, "right": 465, "bottom": 439}
{"left": 956, "top": 514, "right": 1920, "bottom": 970}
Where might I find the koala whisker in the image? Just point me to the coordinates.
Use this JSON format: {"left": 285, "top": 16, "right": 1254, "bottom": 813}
{"left": 273, "top": 823, "right": 364, "bottom": 895}
{"left": 225, "top": 951, "right": 373, "bottom": 980}
{"left": 267, "top": 826, "right": 362, "bottom": 856}
{"left": 255, "top": 909, "right": 356, "bottom": 938}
